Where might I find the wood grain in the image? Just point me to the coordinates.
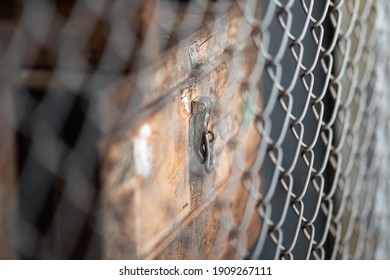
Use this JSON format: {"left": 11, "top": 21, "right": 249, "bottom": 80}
{"left": 100, "top": 2, "right": 262, "bottom": 259}
{"left": 102, "top": 47, "right": 261, "bottom": 261}
{"left": 0, "top": 0, "right": 262, "bottom": 259}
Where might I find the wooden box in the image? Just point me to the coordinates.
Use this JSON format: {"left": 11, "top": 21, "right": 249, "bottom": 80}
{"left": 101, "top": 2, "right": 262, "bottom": 259}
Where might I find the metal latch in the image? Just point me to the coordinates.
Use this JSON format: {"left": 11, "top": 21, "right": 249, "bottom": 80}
{"left": 188, "top": 42, "right": 202, "bottom": 69}
{"left": 190, "top": 96, "right": 215, "bottom": 173}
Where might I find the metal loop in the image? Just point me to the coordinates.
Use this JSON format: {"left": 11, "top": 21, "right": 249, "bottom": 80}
{"left": 206, "top": 130, "right": 215, "bottom": 143}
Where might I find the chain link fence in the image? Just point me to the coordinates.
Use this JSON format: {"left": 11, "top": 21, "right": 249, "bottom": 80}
{"left": 259, "top": 0, "right": 390, "bottom": 260}
{"left": 0, "top": 0, "right": 390, "bottom": 260}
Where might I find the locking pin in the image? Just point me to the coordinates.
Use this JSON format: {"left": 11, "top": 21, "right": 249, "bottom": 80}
{"left": 189, "top": 96, "right": 215, "bottom": 173}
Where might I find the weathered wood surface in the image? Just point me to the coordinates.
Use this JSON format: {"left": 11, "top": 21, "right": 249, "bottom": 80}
{"left": 0, "top": 0, "right": 262, "bottom": 259}
{"left": 99, "top": 3, "right": 251, "bottom": 139}
{"left": 101, "top": 3, "right": 262, "bottom": 259}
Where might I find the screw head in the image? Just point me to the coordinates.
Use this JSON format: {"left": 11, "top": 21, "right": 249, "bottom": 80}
{"left": 197, "top": 103, "right": 206, "bottom": 112}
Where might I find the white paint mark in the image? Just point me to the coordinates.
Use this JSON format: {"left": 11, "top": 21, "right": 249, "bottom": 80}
{"left": 133, "top": 124, "right": 153, "bottom": 177}
{"left": 181, "top": 89, "right": 192, "bottom": 114}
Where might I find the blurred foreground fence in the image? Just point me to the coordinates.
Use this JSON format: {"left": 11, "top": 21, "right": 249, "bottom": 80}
{"left": 0, "top": 0, "right": 390, "bottom": 260}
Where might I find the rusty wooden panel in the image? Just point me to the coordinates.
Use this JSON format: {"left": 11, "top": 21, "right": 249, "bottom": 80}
{"left": 101, "top": 4, "right": 261, "bottom": 259}
{"left": 153, "top": 202, "right": 226, "bottom": 259}
{"left": 98, "top": 4, "right": 251, "bottom": 136}
{"left": 102, "top": 61, "right": 261, "bottom": 259}
{"left": 151, "top": 172, "right": 262, "bottom": 260}
{"left": 103, "top": 91, "right": 192, "bottom": 258}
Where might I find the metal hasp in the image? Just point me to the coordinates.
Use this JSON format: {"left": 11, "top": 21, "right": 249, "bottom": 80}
{"left": 190, "top": 96, "right": 215, "bottom": 173}
{"left": 188, "top": 42, "right": 202, "bottom": 69}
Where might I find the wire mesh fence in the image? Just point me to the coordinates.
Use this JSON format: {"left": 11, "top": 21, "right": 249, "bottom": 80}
{"left": 0, "top": 0, "right": 390, "bottom": 260}
{"left": 259, "top": 0, "right": 390, "bottom": 260}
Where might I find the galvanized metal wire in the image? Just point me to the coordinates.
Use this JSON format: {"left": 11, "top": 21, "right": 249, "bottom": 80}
{"left": 241, "top": 0, "right": 390, "bottom": 260}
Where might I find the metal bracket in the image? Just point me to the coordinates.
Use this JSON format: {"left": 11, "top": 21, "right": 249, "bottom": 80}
{"left": 188, "top": 43, "right": 202, "bottom": 69}
{"left": 190, "top": 96, "right": 215, "bottom": 173}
